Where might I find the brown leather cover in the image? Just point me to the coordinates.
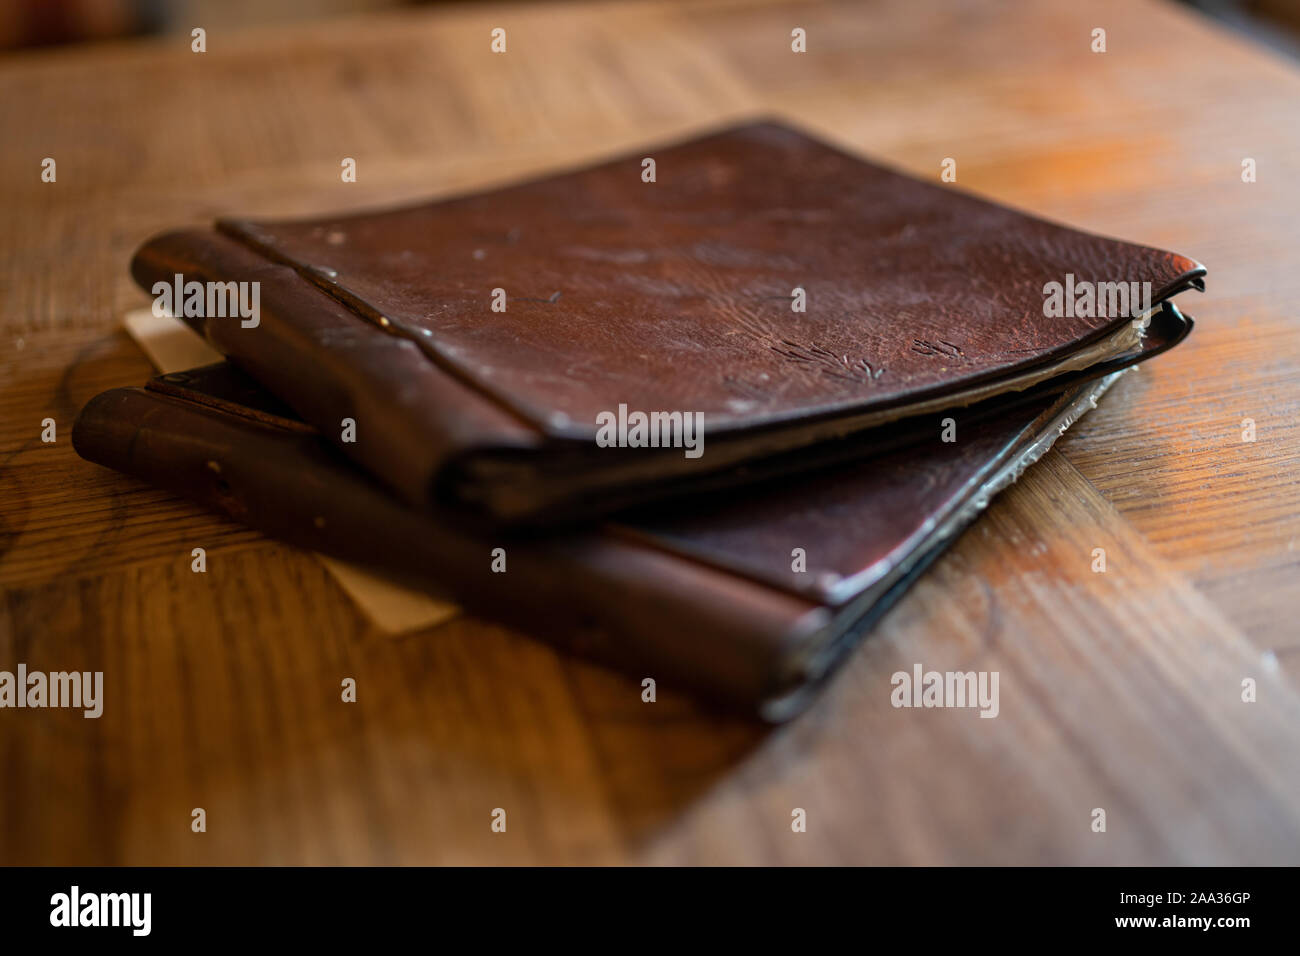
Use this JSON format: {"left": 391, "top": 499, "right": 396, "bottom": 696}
{"left": 74, "top": 362, "right": 1124, "bottom": 720}
{"left": 130, "top": 120, "right": 1204, "bottom": 523}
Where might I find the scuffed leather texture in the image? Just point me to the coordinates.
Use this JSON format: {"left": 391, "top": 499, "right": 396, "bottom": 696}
{"left": 74, "top": 362, "right": 1106, "bottom": 717}
{"left": 218, "top": 119, "right": 1203, "bottom": 438}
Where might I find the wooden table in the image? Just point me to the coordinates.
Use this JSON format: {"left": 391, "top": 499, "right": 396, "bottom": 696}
{"left": 2, "top": 0, "right": 1298, "bottom": 865}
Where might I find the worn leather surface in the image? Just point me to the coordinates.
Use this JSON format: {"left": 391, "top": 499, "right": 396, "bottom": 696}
{"left": 73, "top": 362, "right": 1108, "bottom": 717}
{"left": 131, "top": 120, "right": 1203, "bottom": 522}
{"left": 219, "top": 120, "right": 1203, "bottom": 436}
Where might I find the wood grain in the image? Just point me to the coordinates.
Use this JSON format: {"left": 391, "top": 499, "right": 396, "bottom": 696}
{"left": 2, "top": 0, "right": 1299, "bottom": 864}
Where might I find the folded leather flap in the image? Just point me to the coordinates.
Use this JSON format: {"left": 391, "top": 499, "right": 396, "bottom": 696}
{"left": 131, "top": 228, "right": 543, "bottom": 509}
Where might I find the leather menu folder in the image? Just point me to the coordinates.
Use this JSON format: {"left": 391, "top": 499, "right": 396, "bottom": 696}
{"left": 129, "top": 120, "right": 1203, "bottom": 525}
{"left": 75, "top": 362, "right": 1125, "bottom": 721}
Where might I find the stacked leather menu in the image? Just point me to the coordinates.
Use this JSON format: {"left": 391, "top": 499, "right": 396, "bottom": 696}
{"left": 127, "top": 121, "right": 1203, "bottom": 524}
{"left": 74, "top": 120, "right": 1205, "bottom": 718}
{"left": 76, "top": 362, "right": 1124, "bottom": 720}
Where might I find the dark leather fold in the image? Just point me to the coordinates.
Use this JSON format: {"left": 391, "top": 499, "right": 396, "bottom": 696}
{"left": 130, "top": 229, "right": 541, "bottom": 514}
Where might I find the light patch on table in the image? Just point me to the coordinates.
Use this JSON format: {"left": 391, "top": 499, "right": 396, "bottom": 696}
{"left": 123, "top": 308, "right": 224, "bottom": 371}
{"left": 122, "top": 306, "right": 461, "bottom": 634}
{"left": 319, "top": 558, "right": 459, "bottom": 633}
